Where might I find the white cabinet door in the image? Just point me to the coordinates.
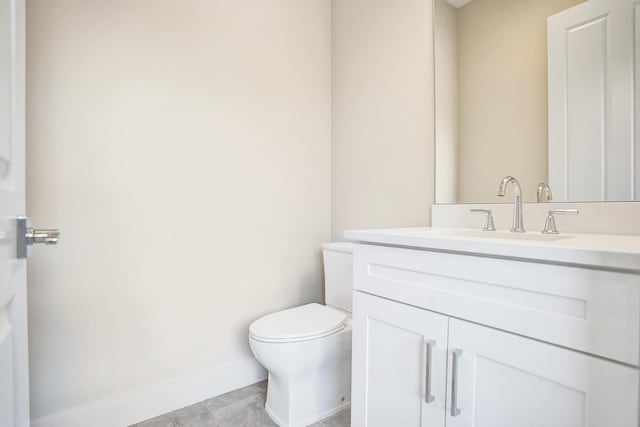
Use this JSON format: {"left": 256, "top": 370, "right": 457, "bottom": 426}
{"left": 351, "top": 291, "right": 448, "bottom": 427}
{"left": 445, "top": 319, "right": 639, "bottom": 427}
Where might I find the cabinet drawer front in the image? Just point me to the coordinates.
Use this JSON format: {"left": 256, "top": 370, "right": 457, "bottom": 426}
{"left": 353, "top": 244, "right": 640, "bottom": 365}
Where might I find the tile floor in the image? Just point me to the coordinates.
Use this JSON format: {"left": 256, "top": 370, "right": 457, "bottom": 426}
{"left": 131, "top": 381, "right": 351, "bottom": 427}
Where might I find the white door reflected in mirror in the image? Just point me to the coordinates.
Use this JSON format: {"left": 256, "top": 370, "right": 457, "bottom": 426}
{"left": 548, "top": 0, "right": 636, "bottom": 202}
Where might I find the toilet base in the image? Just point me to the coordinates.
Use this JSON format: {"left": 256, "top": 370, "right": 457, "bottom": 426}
{"left": 253, "top": 324, "right": 352, "bottom": 427}
{"left": 265, "top": 400, "right": 351, "bottom": 427}
{"left": 262, "top": 345, "right": 352, "bottom": 427}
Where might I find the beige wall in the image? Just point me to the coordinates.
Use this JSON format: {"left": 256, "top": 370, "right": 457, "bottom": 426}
{"left": 451, "top": 0, "right": 583, "bottom": 203}
{"left": 331, "top": 0, "right": 435, "bottom": 240}
{"left": 26, "top": 0, "right": 331, "bottom": 420}
{"left": 434, "top": 0, "right": 459, "bottom": 203}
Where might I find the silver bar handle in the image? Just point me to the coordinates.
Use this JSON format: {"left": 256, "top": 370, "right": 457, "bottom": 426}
{"left": 542, "top": 209, "right": 579, "bottom": 234}
{"left": 549, "top": 209, "right": 579, "bottom": 215}
{"left": 425, "top": 340, "right": 435, "bottom": 403}
{"left": 451, "top": 349, "right": 463, "bottom": 417}
{"left": 469, "top": 209, "right": 495, "bottom": 231}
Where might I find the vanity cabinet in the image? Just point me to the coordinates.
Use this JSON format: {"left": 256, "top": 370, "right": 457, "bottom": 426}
{"left": 350, "top": 243, "right": 640, "bottom": 427}
{"left": 352, "top": 291, "right": 639, "bottom": 427}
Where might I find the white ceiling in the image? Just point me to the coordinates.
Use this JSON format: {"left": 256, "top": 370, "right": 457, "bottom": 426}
{"left": 446, "top": 0, "right": 473, "bottom": 8}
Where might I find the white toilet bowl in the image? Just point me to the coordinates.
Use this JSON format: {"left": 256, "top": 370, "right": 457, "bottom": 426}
{"left": 249, "top": 303, "right": 352, "bottom": 427}
{"left": 249, "top": 242, "right": 354, "bottom": 427}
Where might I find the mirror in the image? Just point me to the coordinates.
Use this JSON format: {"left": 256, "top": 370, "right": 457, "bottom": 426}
{"left": 434, "top": 0, "right": 640, "bottom": 203}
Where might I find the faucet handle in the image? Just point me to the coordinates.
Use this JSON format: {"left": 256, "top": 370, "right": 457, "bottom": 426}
{"left": 542, "top": 209, "right": 579, "bottom": 234}
{"left": 470, "top": 209, "right": 496, "bottom": 231}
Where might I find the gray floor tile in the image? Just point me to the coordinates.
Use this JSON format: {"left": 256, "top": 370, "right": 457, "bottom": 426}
{"left": 201, "top": 396, "right": 232, "bottom": 414}
{"left": 215, "top": 381, "right": 268, "bottom": 404}
{"left": 131, "top": 380, "right": 350, "bottom": 427}
{"left": 132, "top": 402, "right": 212, "bottom": 427}
{"left": 316, "top": 409, "right": 351, "bottom": 427}
{"left": 206, "top": 393, "right": 277, "bottom": 427}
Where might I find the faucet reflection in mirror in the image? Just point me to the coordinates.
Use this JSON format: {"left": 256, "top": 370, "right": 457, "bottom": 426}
{"left": 537, "top": 183, "right": 553, "bottom": 203}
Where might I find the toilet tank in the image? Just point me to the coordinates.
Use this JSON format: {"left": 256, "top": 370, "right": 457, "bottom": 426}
{"left": 322, "top": 242, "right": 353, "bottom": 313}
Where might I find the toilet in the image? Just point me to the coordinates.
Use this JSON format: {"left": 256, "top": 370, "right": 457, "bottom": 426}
{"left": 249, "top": 242, "right": 353, "bottom": 427}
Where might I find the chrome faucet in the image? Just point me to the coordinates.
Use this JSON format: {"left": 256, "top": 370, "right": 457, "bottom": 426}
{"left": 536, "top": 182, "right": 553, "bottom": 202}
{"left": 497, "top": 176, "right": 525, "bottom": 232}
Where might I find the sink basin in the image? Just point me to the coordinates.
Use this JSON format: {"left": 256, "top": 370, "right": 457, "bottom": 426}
{"left": 424, "top": 229, "right": 574, "bottom": 242}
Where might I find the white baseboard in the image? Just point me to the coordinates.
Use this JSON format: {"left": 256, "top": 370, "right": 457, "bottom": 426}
{"left": 31, "top": 357, "right": 267, "bottom": 427}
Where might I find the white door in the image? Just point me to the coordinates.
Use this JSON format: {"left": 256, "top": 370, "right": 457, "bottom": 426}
{"left": 548, "top": 0, "right": 637, "bottom": 201}
{"left": 0, "top": 0, "right": 28, "bottom": 425}
{"left": 351, "top": 291, "right": 449, "bottom": 427}
{"left": 445, "top": 319, "right": 639, "bottom": 427}
{"left": 1, "top": 1, "right": 58, "bottom": 426}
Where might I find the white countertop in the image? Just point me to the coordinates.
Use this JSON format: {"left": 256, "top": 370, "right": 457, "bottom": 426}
{"left": 344, "top": 227, "right": 640, "bottom": 273}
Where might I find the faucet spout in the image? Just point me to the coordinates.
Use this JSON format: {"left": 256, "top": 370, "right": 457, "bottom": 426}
{"left": 497, "top": 176, "right": 525, "bottom": 232}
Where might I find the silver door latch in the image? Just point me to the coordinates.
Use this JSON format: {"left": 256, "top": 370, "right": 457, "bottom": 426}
{"left": 17, "top": 217, "right": 60, "bottom": 259}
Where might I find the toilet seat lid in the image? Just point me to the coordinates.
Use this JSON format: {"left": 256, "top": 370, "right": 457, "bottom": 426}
{"left": 249, "top": 303, "right": 347, "bottom": 342}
